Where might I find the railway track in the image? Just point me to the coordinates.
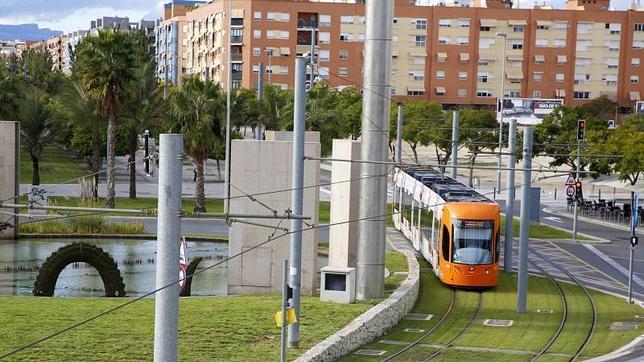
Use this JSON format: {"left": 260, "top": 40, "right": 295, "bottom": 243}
{"left": 530, "top": 246, "right": 597, "bottom": 361}
{"left": 420, "top": 291, "right": 483, "bottom": 361}
{"left": 382, "top": 289, "right": 456, "bottom": 361}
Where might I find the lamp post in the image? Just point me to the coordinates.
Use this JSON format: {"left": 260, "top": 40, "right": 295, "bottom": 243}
{"left": 265, "top": 48, "right": 273, "bottom": 84}
{"left": 496, "top": 32, "right": 507, "bottom": 195}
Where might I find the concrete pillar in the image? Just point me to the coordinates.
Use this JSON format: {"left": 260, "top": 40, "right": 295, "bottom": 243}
{"left": 0, "top": 121, "right": 19, "bottom": 240}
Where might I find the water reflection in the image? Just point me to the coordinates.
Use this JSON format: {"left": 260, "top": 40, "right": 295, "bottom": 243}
{"left": 0, "top": 239, "right": 228, "bottom": 297}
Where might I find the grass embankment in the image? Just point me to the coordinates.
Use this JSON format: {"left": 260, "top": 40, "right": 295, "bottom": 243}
{"left": 20, "top": 145, "right": 88, "bottom": 184}
{"left": 344, "top": 270, "right": 642, "bottom": 361}
{"left": 0, "top": 252, "right": 407, "bottom": 361}
{"left": 19, "top": 216, "right": 145, "bottom": 235}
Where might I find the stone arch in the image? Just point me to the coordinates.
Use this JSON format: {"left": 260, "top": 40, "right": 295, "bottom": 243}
{"left": 33, "top": 242, "right": 126, "bottom": 297}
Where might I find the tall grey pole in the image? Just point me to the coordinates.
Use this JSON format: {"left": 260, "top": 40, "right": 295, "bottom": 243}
{"left": 287, "top": 56, "right": 306, "bottom": 348}
{"left": 628, "top": 191, "right": 636, "bottom": 303}
{"left": 572, "top": 141, "right": 580, "bottom": 240}
{"left": 356, "top": 0, "right": 393, "bottom": 300}
{"left": 280, "top": 259, "right": 288, "bottom": 361}
{"left": 450, "top": 111, "right": 459, "bottom": 179}
{"left": 517, "top": 126, "right": 533, "bottom": 314}
{"left": 396, "top": 103, "right": 403, "bottom": 164}
{"left": 310, "top": 28, "right": 316, "bottom": 83}
{"left": 257, "top": 62, "right": 264, "bottom": 140}
{"left": 504, "top": 119, "right": 517, "bottom": 272}
{"left": 144, "top": 130, "right": 150, "bottom": 176}
{"left": 496, "top": 33, "right": 507, "bottom": 194}
{"left": 224, "top": 0, "right": 232, "bottom": 216}
{"left": 153, "top": 134, "right": 183, "bottom": 362}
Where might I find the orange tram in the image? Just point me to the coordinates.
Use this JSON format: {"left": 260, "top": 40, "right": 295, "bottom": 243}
{"left": 392, "top": 166, "right": 501, "bottom": 288}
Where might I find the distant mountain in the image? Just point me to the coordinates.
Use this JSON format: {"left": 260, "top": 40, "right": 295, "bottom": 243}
{"left": 0, "top": 24, "right": 63, "bottom": 41}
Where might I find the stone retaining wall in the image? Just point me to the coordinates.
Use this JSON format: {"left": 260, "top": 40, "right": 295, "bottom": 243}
{"left": 296, "top": 248, "right": 420, "bottom": 362}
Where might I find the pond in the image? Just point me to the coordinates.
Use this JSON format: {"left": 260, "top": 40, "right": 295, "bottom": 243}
{"left": 0, "top": 238, "right": 229, "bottom": 297}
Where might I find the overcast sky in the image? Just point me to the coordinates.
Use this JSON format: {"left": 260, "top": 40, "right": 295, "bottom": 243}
{"left": 0, "top": 0, "right": 637, "bottom": 33}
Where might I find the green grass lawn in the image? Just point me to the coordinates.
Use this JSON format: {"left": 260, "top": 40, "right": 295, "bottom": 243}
{"left": 20, "top": 145, "right": 88, "bottom": 184}
{"left": 0, "top": 252, "right": 407, "bottom": 361}
{"left": 344, "top": 270, "right": 642, "bottom": 361}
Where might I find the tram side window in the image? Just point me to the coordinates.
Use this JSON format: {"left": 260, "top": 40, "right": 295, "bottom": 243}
{"left": 441, "top": 225, "right": 450, "bottom": 261}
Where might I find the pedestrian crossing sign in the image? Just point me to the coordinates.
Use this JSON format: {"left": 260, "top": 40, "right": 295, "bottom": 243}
{"left": 275, "top": 307, "right": 297, "bottom": 327}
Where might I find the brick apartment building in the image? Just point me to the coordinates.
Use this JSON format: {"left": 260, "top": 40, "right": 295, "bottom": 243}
{"left": 157, "top": 0, "right": 644, "bottom": 110}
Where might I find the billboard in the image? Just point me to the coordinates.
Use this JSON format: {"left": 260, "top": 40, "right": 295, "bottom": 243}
{"left": 636, "top": 101, "right": 644, "bottom": 115}
{"left": 496, "top": 98, "right": 564, "bottom": 125}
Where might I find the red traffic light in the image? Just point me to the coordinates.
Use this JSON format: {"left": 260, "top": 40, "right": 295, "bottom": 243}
{"left": 575, "top": 181, "right": 582, "bottom": 188}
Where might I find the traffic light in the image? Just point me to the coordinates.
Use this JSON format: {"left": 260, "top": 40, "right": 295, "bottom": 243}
{"left": 577, "top": 119, "right": 586, "bottom": 141}
{"left": 575, "top": 180, "right": 583, "bottom": 200}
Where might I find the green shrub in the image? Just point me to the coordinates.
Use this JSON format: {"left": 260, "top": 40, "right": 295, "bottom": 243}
{"left": 19, "top": 216, "right": 144, "bottom": 234}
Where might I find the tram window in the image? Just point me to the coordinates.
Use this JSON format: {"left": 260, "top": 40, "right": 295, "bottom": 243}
{"left": 452, "top": 219, "right": 493, "bottom": 265}
{"left": 441, "top": 225, "right": 450, "bottom": 261}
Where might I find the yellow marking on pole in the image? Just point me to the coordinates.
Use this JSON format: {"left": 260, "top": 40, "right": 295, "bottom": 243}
{"left": 275, "top": 307, "right": 297, "bottom": 327}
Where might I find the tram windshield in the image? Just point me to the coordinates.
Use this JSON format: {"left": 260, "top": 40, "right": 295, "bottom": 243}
{"left": 452, "top": 219, "right": 493, "bottom": 265}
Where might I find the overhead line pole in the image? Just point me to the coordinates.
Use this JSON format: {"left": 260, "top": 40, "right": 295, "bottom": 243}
{"left": 504, "top": 119, "right": 517, "bottom": 272}
{"left": 396, "top": 102, "right": 403, "bottom": 164}
{"left": 224, "top": 0, "right": 232, "bottom": 218}
{"left": 450, "top": 111, "right": 459, "bottom": 179}
{"left": 496, "top": 32, "right": 507, "bottom": 195}
{"left": 572, "top": 139, "right": 581, "bottom": 240}
{"left": 356, "top": 0, "right": 393, "bottom": 300}
{"left": 517, "top": 126, "right": 533, "bottom": 314}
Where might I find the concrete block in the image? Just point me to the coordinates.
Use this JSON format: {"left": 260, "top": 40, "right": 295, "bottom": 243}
{"left": 320, "top": 266, "right": 356, "bottom": 304}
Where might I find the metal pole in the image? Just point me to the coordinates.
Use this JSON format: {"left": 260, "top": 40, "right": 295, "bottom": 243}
{"left": 396, "top": 102, "right": 403, "bottom": 164}
{"left": 497, "top": 33, "right": 507, "bottom": 194}
{"left": 517, "top": 126, "right": 533, "bottom": 314}
{"left": 628, "top": 191, "right": 636, "bottom": 303}
{"left": 267, "top": 51, "right": 272, "bottom": 84}
{"left": 257, "top": 62, "right": 264, "bottom": 140}
{"left": 573, "top": 141, "right": 580, "bottom": 240}
{"left": 153, "top": 134, "right": 183, "bottom": 362}
{"left": 450, "top": 111, "right": 459, "bottom": 179}
{"left": 287, "top": 56, "right": 306, "bottom": 348}
{"left": 310, "top": 27, "right": 316, "bottom": 83}
{"left": 144, "top": 130, "right": 150, "bottom": 176}
{"left": 356, "top": 0, "right": 393, "bottom": 300}
{"left": 504, "top": 119, "right": 517, "bottom": 272}
{"left": 280, "top": 259, "right": 288, "bottom": 362}
{"left": 224, "top": 0, "right": 232, "bottom": 217}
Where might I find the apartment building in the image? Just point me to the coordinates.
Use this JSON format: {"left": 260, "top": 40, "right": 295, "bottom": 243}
{"left": 0, "top": 40, "right": 26, "bottom": 62}
{"left": 158, "top": 0, "right": 644, "bottom": 109}
{"left": 62, "top": 30, "right": 88, "bottom": 75}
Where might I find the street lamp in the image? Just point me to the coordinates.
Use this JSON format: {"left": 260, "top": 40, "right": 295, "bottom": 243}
{"left": 496, "top": 32, "right": 507, "bottom": 195}
{"left": 265, "top": 48, "right": 273, "bottom": 84}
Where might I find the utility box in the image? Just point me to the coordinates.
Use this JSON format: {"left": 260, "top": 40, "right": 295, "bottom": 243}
{"left": 320, "top": 266, "right": 356, "bottom": 304}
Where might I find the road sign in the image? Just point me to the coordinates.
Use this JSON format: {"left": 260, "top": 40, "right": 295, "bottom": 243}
{"left": 566, "top": 185, "right": 575, "bottom": 198}
{"left": 564, "top": 174, "right": 575, "bottom": 185}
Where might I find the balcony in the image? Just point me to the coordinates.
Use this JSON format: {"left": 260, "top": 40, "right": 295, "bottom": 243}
{"left": 230, "top": 36, "right": 243, "bottom": 45}
{"left": 232, "top": 70, "right": 242, "bottom": 81}
{"left": 297, "top": 12, "right": 318, "bottom": 30}
{"left": 231, "top": 52, "right": 242, "bottom": 62}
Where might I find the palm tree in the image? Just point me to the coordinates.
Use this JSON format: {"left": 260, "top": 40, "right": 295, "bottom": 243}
{"left": 59, "top": 81, "right": 103, "bottom": 200}
{"left": 166, "top": 76, "right": 225, "bottom": 212}
{"left": 123, "top": 60, "right": 163, "bottom": 199}
{"left": 75, "top": 29, "right": 138, "bottom": 208}
{"left": 18, "top": 93, "right": 54, "bottom": 186}
{"left": 258, "top": 85, "right": 291, "bottom": 132}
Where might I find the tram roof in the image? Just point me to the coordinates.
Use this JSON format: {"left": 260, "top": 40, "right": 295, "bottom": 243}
{"left": 401, "top": 166, "right": 491, "bottom": 203}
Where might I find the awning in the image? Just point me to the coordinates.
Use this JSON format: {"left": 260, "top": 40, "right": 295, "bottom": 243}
{"left": 535, "top": 55, "right": 545, "bottom": 62}
{"left": 507, "top": 55, "right": 523, "bottom": 61}
{"left": 408, "top": 87, "right": 425, "bottom": 92}
{"left": 630, "top": 91, "right": 641, "bottom": 101}
{"left": 506, "top": 70, "right": 524, "bottom": 80}
{"left": 555, "top": 89, "right": 566, "bottom": 97}
{"left": 536, "top": 20, "right": 552, "bottom": 26}
{"left": 557, "top": 55, "right": 567, "bottom": 63}
{"left": 435, "top": 86, "right": 446, "bottom": 94}
{"left": 409, "top": 51, "right": 427, "bottom": 57}
{"left": 480, "top": 19, "right": 498, "bottom": 27}
{"left": 479, "top": 52, "right": 496, "bottom": 61}
{"left": 508, "top": 20, "right": 527, "bottom": 26}
{"left": 459, "top": 53, "right": 470, "bottom": 62}
{"left": 437, "top": 52, "right": 447, "bottom": 61}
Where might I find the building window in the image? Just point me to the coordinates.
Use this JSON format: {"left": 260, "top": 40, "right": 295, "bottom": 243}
{"left": 458, "top": 71, "right": 468, "bottom": 80}
{"left": 390, "top": 87, "right": 396, "bottom": 95}
{"left": 415, "top": 19, "right": 427, "bottom": 30}
{"left": 409, "top": 70, "right": 424, "bottom": 81}
{"left": 535, "top": 39, "right": 548, "bottom": 47}
{"left": 480, "top": 26, "right": 491, "bottom": 32}
{"left": 555, "top": 73, "right": 565, "bottom": 82}
{"left": 533, "top": 72, "right": 543, "bottom": 81}
{"left": 634, "top": 23, "right": 644, "bottom": 31}
{"left": 439, "top": 19, "right": 451, "bottom": 27}
{"left": 415, "top": 35, "right": 427, "bottom": 47}
{"left": 339, "top": 67, "right": 348, "bottom": 76}
{"left": 476, "top": 89, "right": 492, "bottom": 97}
{"left": 554, "top": 39, "right": 566, "bottom": 48}
{"left": 341, "top": 16, "right": 353, "bottom": 24}
{"left": 478, "top": 60, "right": 489, "bottom": 66}
{"left": 340, "top": 33, "right": 350, "bottom": 42}
{"left": 439, "top": 36, "right": 449, "bottom": 44}
{"left": 513, "top": 25, "right": 524, "bottom": 33}
{"left": 512, "top": 42, "right": 523, "bottom": 50}
{"left": 254, "top": 12, "right": 261, "bottom": 20}
{"left": 458, "top": 19, "right": 470, "bottom": 28}
{"left": 339, "top": 50, "right": 349, "bottom": 59}
{"left": 407, "top": 90, "right": 425, "bottom": 96}
{"left": 436, "top": 70, "right": 445, "bottom": 79}
{"left": 533, "top": 90, "right": 541, "bottom": 98}
{"left": 632, "top": 58, "right": 640, "bottom": 66}
{"left": 253, "top": 47, "right": 260, "bottom": 56}
{"left": 507, "top": 90, "right": 520, "bottom": 97}
{"left": 320, "top": 15, "right": 331, "bottom": 27}
{"left": 602, "top": 74, "right": 617, "bottom": 86}
{"left": 477, "top": 72, "right": 489, "bottom": 83}
{"left": 458, "top": 88, "right": 467, "bottom": 97}
{"left": 319, "top": 50, "right": 330, "bottom": 62}
{"left": 634, "top": 41, "right": 644, "bottom": 49}
{"left": 631, "top": 75, "right": 639, "bottom": 84}
{"left": 457, "top": 37, "right": 469, "bottom": 45}
{"left": 253, "top": 30, "right": 261, "bottom": 38}
{"left": 318, "top": 32, "right": 330, "bottom": 44}
{"left": 573, "top": 91, "right": 590, "bottom": 99}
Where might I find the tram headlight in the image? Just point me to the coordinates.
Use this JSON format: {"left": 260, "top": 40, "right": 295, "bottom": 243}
{"left": 484, "top": 269, "right": 490, "bottom": 275}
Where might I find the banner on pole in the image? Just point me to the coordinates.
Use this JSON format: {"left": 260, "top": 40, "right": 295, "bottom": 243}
{"left": 179, "top": 237, "right": 188, "bottom": 291}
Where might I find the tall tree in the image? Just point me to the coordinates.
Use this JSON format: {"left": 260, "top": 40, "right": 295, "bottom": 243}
{"left": 338, "top": 87, "right": 362, "bottom": 140}
{"left": 0, "top": 63, "right": 21, "bottom": 121}
{"left": 75, "top": 29, "right": 139, "bottom": 208}
{"left": 258, "top": 85, "right": 291, "bottom": 132}
{"left": 166, "top": 76, "right": 225, "bottom": 212}
{"left": 591, "top": 115, "right": 644, "bottom": 185}
{"left": 459, "top": 108, "right": 498, "bottom": 186}
{"left": 391, "top": 100, "right": 445, "bottom": 165}
{"left": 18, "top": 93, "right": 55, "bottom": 186}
